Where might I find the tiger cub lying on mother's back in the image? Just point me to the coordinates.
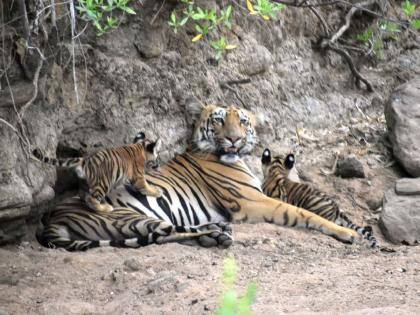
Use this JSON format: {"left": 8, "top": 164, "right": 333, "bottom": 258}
{"left": 261, "top": 148, "right": 377, "bottom": 247}
{"left": 33, "top": 132, "right": 162, "bottom": 213}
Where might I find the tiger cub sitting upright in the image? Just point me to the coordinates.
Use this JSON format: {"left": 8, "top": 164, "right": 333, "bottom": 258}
{"left": 261, "top": 148, "right": 377, "bottom": 247}
{"left": 33, "top": 132, "right": 162, "bottom": 212}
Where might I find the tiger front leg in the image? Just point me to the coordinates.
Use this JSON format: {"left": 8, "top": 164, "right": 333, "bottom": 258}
{"left": 132, "top": 177, "right": 162, "bottom": 197}
{"left": 237, "top": 196, "right": 362, "bottom": 245}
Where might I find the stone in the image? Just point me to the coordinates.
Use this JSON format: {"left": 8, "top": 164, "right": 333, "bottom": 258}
{"left": 385, "top": 78, "right": 420, "bottom": 177}
{"left": 123, "top": 258, "right": 141, "bottom": 272}
{"left": 335, "top": 154, "right": 365, "bottom": 178}
{"left": 235, "top": 36, "right": 273, "bottom": 76}
{"left": 0, "top": 218, "right": 27, "bottom": 245}
{"left": 395, "top": 178, "right": 420, "bottom": 196}
{"left": 366, "top": 196, "right": 383, "bottom": 211}
{"left": 379, "top": 185, "right": 420, "bottom": 245}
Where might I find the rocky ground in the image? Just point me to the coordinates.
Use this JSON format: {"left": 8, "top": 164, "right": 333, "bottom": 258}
{"left": 2, "top": 111, "right": 420, "bottom": 315}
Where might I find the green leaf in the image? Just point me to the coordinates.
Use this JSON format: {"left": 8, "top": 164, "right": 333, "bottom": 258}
{"left": 122, "top": 6, "right": 136, "bottom": 14}
{"left": 180, "top": 16, "right": 189, "bottom": 26}
{"left": 411, "top": 19, "right": 420, "bottom": 30}
{"left": 170, "top": 11, "right": 177, "bottom": 23}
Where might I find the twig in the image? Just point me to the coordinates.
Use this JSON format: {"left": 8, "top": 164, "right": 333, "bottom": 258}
{"left": 220, "top": 78, "right": 251, "bottom": 88}
{"left": 51, "top": 0, "right": 57, "bottom": 28}
{"left": 328, "top": 44, "right": 374, "bottom": 92}
{"left": 19, "top": 53, "right": 44, "bottom": 118}
{"left": 69, "top": 0, "right": 80, "bottom": 104}
{"left": 150, "top": 0, "right": 166, "bottom": 25}
{"left": 308, "top": 7, "right": 330, "bottom": 37}
{"left": 17, "top": 0, "right": 30, "bottom": 39}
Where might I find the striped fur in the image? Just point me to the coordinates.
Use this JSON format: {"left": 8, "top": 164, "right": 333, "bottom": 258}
{"left": 261, "top": 148, "right": 377, "bottom": 247}
{"left": 33, "top": 132, "right": 162, "bottom": 212}
{"left": 37, "top": 104, "right": 370, "bottom": 251}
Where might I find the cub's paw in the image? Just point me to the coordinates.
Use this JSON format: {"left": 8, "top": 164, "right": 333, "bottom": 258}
{"left": 139, "top": 187, "right": 162, "bottom": 198}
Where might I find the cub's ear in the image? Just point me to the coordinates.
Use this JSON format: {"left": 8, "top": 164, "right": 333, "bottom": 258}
{"left": 153, "top": 138, "right": 162, "bottom": 153}
{"left": 133, "top": 131, "right": 146, "bottom": 143}
{"left": 185, "top": 97, "right": 205, "bottom": 124}
{"left": 261, "top": 148, "right": 271, "bottom": 165}
{"left": 146, "top": 138, "right": 161, "bottom": 153}
{"left": 284, "top": 154, "right": 295, "bottom": 169}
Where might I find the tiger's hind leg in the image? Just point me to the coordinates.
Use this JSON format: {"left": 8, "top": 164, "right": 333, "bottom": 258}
{"left": 109, "top": 220, "right": 232, "bottom": 248}
{"left": 79, "top": 180, "right": 114, "bottom": 212}
{"left": 176, "top": 222, "right": 233, "bottom": 248}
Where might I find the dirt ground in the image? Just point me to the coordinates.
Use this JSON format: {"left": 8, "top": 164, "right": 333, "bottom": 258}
{"left": 1, "top": 115, "right": 420, "bottom": 315}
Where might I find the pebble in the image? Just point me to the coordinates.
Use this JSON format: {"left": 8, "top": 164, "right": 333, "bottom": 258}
{"left": 123, "top": 258, "right": 141, "bottom": 272}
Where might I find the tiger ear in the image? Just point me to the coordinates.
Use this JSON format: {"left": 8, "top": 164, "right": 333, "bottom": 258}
{"left": 146, "top": 138, "right": 162, "bottom": 153}
{"left": 154, "top": 138, "right": 162, "bottom": 153}
{"left": 261, "top": 148, "right": 271, "bottom": 165}
{"left": 185, "top": 97, "right": 205, "bottom": 124}
{"left": 134, "top": 131, "right": 146, "bottom": 143}
{"left": 285, "top": 154, "right": 295, "bottom": 169}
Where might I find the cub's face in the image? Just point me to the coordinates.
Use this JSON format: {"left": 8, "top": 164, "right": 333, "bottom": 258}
{"left": 134, "top": 132, "right": 161, "bottom": 170}
{"left": 191, "top": 105, "right": 257, "bottom": 164}
{"left": 261, "top": 148, "right": 296, "bottom": 180}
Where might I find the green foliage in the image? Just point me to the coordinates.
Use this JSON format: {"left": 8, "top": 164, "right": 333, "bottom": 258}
{"left": 169, "top": 0, "right": 284, "bottom": 59}
{"left": 210, "top": 37, "right": 236, "bottom": 60}
{"left": 216, "top": 256, "right": 257, "bottom": 315}
{"left": 401, "top": 0, "right": 420, "bottom": 30}
{"left": 355, "top": 26, "right": 373, "bottom": 43}
{"left": 76, "top": 0, "right": 136, "bottom": 35}
{"left": 411, "top": 19, "right": 420, "bottom": 29}
{"left": 253, "top": 0, "right": 285, "bottom": 20}
{"left": 402, "top": 0, "right": 416, "bottom": 18}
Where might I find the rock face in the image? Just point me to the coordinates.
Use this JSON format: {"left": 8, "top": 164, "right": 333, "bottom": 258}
{"left": 385, "top": 78, "right": 420, "bottom": 177}
{"left": 0, "top": 2, "right": 419, "bottom": 243}
{"left": 379, "top": 178, "right": 420, "bottom": 245}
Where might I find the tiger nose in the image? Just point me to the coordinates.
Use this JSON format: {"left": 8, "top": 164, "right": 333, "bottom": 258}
{"left": 226, "top": 136, "right": 240, "bottom": 144}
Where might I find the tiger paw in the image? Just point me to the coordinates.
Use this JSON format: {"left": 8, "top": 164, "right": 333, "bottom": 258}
{"left": 140, "top": 186, "right": 162, "bottom": 198}
{"left": 88, "top": 203, "right": 113, "bottom": 213}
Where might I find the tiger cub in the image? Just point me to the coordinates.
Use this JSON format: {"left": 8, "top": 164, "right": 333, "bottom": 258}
{"left": 33, "top": 132, "right": 162, "bottom": 212}
{"left": 261, "top": 148, "right": 377, "bottom": 247}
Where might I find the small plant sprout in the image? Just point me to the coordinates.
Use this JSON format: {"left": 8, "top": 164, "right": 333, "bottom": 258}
{"left": 246, "top": 0, "right": 285, "bottom": 20}
{"left": 401, "top": 0, "right": 420, "bottom": 30}
{"left": 216, "top": 256, "right": 257, "bottom": 315}
{"left": 402, "top": 0, "right": 416, "bottom": 18}
{"left": 355, "top": 26, "right": 374, "bottom": 43}
{"left": 210, "top": 37, "right": 237, "bottom": 60}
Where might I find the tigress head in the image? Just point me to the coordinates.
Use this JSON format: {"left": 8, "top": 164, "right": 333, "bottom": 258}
{"left": 134, "top": 131, "right": 162, "bottom": 170}
{"left": 261, "top": 148, "right": 295, "bottom": 179}
{"left": 187, "top": 103, "right": 257, "bottom": 164}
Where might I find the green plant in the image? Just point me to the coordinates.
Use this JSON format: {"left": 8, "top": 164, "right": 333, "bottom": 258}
{"left": 355, "top": 26, "right": 373, "bottom": 43}
{"left": 401, "top": 0, "right": 420, "bottom": 30}
{"left": 411, "top": 19, "right": 420, "bottom": 29}
{"left": 76, "top": 0, "right": 136, "bottom": 35}
{"left": 169, "top": 0, "right": 284, "bottom": 59}
{"left": 216, "top": 256, "right": 257, "bottom": 315}
{"left": 402, "top": 0, "right": 416, "bottom": 17}
{"left": 247, "top": 0, "right": 285, "bottom": 20}
{"left": 210, "top": 37, "right": 236, "bottom": 60}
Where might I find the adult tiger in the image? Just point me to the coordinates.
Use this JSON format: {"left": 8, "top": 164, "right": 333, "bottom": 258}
{"left": 37, "top": 103, "right": 365, "bottom": 250}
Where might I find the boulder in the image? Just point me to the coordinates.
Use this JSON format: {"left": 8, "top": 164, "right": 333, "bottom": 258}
{"left": 385, "top": 78, "right": 420, "bottom": 177}
{"left": 379, "top": 178, "right": 420, "bottom": 245}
